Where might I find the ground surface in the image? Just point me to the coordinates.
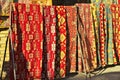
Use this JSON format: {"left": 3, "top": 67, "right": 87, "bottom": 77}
{"left": 60, "top": 65, "right": 120, "bottom": 80}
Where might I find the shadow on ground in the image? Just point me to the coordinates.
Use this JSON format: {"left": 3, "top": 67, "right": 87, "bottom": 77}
{"left": 61, "top": 71, "right": 120, "bottom": 80}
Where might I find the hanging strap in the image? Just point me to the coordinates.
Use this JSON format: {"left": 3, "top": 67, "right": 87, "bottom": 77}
{"left": 9, "top": 3, "right": 16, "bottom": 80}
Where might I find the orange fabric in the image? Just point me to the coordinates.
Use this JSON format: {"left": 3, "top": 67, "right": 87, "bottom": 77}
{"left": 65, "top": 6, "right": 77, "bottom": 73}
{"left": 77, "top": 4, "right": 97, "bottom": 72}
{"left": 99, "top": 3, "right": 106, "bottom": 67}
{"left": 111, "top": 4, "right": 120, "bottom": 62}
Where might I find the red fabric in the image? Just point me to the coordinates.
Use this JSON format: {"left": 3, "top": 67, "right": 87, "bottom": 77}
{"left": 99, "top": 3, "right": 106, "bottom": 66}
{"left": 118, "top": 0, "right": 120, "bottom": 4}
{"left": 111, "top": 4, "right": 120, "bottom": 62}
{"left": 11, "top": 3, "right": 43, "bottom": 79}
{"left": 65, "top": 6, "right": 77, "bottom": 73}
{"left": 43, "top": 6, "right": 56, "bottom": 80}
{"left": 56, "top": 6, "right": 66, "bottom": 78}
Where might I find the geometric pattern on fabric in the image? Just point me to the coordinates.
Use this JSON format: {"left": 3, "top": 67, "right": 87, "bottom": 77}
{"left": 55, "top": 6, "right": 66, "bottom": 78}
{"left": 43, "top": 6, "right": 56, "bottom": 80}
{"left": 111, "top": 4, "right": 120, "bottom": 63}
{"left": 99, "top": 3, "right": 107, "bottom": 67}
{"left": 11, "top": 3, "right": 43, "bottom": 80}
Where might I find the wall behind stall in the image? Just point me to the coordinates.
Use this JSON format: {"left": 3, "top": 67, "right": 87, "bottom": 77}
{"left": 52, "top": 0, "right": 91, "bottom": 5}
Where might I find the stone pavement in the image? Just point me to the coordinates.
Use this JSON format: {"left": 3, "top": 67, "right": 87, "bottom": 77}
{"left": 61, "top": 65, "right": 120, "bottom": 80}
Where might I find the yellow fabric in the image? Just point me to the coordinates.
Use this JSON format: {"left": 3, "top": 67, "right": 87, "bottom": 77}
{"left": 0, "top": 29, "right": 9, "bottom": 79}
{"left": 0, "top": 0, "right": 13, "bottom": 16}
{"left": 0, "top": 19, "right": 10, "bottom": 28}
{"left": 31, "top": 0, "right": 52, "bottom": 5}
{"left": 90, "top": 4, "right": 98, "bottom": 68}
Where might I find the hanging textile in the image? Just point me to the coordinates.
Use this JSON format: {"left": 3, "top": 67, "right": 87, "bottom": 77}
{"left": 105, "top": 4, "right": 117, "bottom": 65}
{"left": 90, "top": 1, "right": 101, "bottom": 65}
{"left": 89, "top": 4, "right": 97, "bottom": 69}
{"left": 0, "top": 0, "right": 13, "bottom": 16}
{"left": 65, "top": 6, "right": 77, "bottom": 73}
{"left": 99, "top": 3, "right": 107, "bottom": 67}
{"left": 77, "top": 4, "right": 97, "bottom": 72}
{"left": 43, "top": 6, "right": 56, "bottom": 80}
{"left": 55, "top": 6, "right": 66, "bottom": 78}
{"left": 91, "top": 4, "right": 101, "bottom": 67}
{"left": 99, "top": 3, "right": 117, "bottom": 66}
{"left": 111, "top": 4, "right": 120, "bottom": 62}
{"left": 77, "top": 4, "right": 89, "bottom": 72}
{"left": 91, "top": 0, "right": 118, "bottom": 67}
{"left": 77, "top": 29, "right": 83, "bottom": 72}
{"left": 11, "top": 3, "right": 43, "bottom": 79}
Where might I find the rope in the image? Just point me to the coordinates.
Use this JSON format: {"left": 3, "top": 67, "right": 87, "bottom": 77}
{"left": 9, "top": 3, "right": 16, "bottom": 80}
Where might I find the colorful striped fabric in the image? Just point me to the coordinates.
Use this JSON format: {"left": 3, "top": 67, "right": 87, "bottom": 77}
{"left": 8, "top": 3, "right": 120, "bottom": 80}
{"left": 91, "top": 4, "right": 101, "bottom": 67}
{"left": 111, "top": 4, "right": 120, "bottom": 62}
{"left": 105, "top": 4, "right": 117, "bottom": 65}
{"left": 88, "top": 4, "right": 97, "bottom": 69}
{"left": 99, "top": 3, "right": 107, "bottom": 67}
{"left": 91, "top": 3, "right": 101, "bottom": 68}
{"left": 11, "top": 3, "right": 43, "bottom": 79}
{"left": 91, "top": 0, "right": 118, "bottom": 67}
